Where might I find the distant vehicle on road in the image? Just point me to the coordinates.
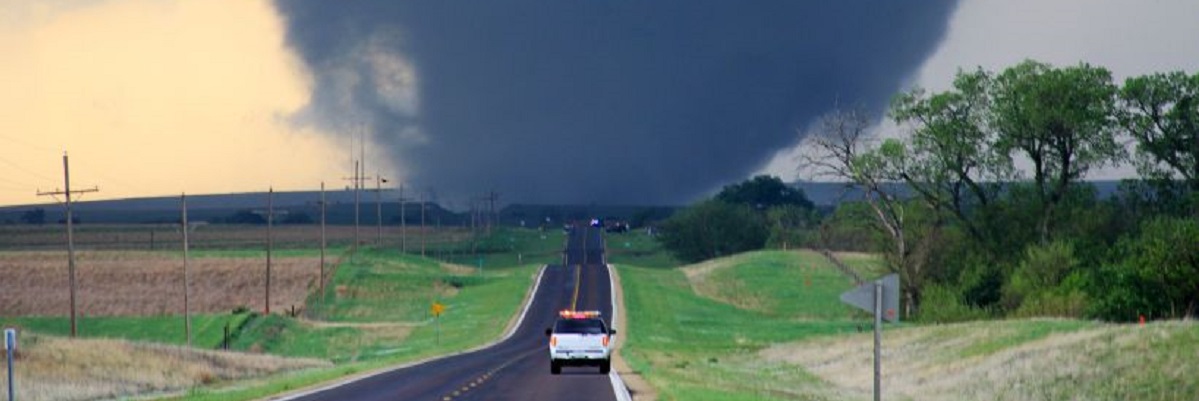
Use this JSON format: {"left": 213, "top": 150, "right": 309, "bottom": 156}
{"left": 590, "top": 218, "right": 602, "bottom": 227}
{"left": 545, "top": 310, "right": 614, "bottom": 374}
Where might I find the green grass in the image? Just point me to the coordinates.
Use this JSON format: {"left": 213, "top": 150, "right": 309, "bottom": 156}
{"left": 618, "top": 253, "right": 863, "bottom": 401}
{"left": 700, "top": 251, "right": 859, "bottom": 319}
{"left": 604, "top": 230, "right": 679, "bottom": 268}
{"left": 433, "top": 227, "right": 567, "bottom": 268}
{"left": 169, "top": 266, "right": 539, "bottom": 400}
{"left": 0, "top": 313, "right": 251, "bottom": 348}
{"left": 955, "top": 318, "right": 1093, "bottom": 359}
{"left": 158, "top": 241, "right": 541, "bottom": 400}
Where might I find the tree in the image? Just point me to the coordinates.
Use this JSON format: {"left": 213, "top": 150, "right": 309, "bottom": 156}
{"left": 1118, "top": 71, "right": 1199, "bottom": 212}
{"left": 226, "top": 210, "right": 267, "bottom": 225}
{"left": 889, "top": 69, "right": 1011, "bottom": 244}
{"left": 658, "top": 200, "right": 767, "bottom": 263}
{"left": 715, "top": 175, "right": 814, "bottom": 210}
{"left": 283, "top": 212, "right": 314, "bottom": 225}
{"left": 1090, "top": 217, "right": 1199, "bottom": 320}
{"left": 799, "top": 108, "right": 940, "bottom": 316}
{"left": 990, "top": 60, "right": 1122, "bottom": 243}
{"left": 1119, "top": 72, "right": 1199, "bottom": 186}
{"left": 20, "top": 208, "right": 46, "bottom": 225}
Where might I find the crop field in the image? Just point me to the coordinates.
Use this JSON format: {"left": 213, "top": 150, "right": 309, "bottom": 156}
{"left": 0, "top": 250, "right": 321, "bottom": 316}
{"left": 0, "top": 224, "right": 476, "bottom": 251}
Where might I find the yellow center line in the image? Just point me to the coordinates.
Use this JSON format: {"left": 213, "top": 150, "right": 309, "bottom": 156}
{"left": 571, "top": 264, "right": 582, "bottom": 310}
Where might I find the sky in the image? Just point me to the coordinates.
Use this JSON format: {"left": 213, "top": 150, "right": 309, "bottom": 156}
{"left": 760, "top": 0, "right": 1199, "bottom": 182}
{"left": 2, "top": 0, "right": 1198, "bottom": 207}
{"left": 0, "top": 0, "right": 344, "bottom": 206}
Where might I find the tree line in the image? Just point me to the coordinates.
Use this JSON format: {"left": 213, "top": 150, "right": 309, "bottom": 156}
{"left": 662, "top": 60, "right": 1198, "bottom": 322}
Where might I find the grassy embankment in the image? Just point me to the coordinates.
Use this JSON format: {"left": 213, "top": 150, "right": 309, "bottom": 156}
{"left": 610, "top": 236, "right": 1199, "bottom": 401}
{"left": 0, "top": 227, "right": 563, "bottom": 401}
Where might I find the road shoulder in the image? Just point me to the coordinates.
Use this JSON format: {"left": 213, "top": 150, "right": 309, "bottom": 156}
{"left": 610, "top": 264, "right": 658, "bottom": 401}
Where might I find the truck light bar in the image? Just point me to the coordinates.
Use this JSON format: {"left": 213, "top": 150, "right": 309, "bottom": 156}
{"left": 559, "top": 310, "right": 602, "bottom": 319}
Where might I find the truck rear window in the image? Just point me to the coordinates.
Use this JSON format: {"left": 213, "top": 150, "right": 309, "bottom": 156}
{"left": 554, "top": 319, "right": 607, "bottom": 334}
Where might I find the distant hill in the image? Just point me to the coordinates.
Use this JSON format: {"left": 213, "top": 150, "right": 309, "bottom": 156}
{"left": 0, "top": 181, "right": 1127, "bottom": 225}
{"left": 0, "top": 190, "right": 680, "bottom": 227}
{"left": 792, "top": 180, "right": 1124, "bottom": 206}
{"left": 0, "top": 190, "right": 460, "bottom": 226}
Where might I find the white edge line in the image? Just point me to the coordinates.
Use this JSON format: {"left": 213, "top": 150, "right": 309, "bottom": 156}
{"left": 271, "top": 264, "right": 549, "bottom": 401}
{"left": 607, "top": 262, "right": 634, "bottom": 401}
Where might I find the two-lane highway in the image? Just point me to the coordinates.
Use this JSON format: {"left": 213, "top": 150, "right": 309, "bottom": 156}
{"left": 283, "top": 226, "right": 618, "bottom": 401}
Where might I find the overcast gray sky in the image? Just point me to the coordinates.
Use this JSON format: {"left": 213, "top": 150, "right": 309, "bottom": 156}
{"left": 761, "top": 0, "right": 1199, "bottom": 183}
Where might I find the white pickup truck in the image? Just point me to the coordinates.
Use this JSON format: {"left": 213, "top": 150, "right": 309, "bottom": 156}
{"left": 545, "top": 310, "right": 615, "bottom": 374}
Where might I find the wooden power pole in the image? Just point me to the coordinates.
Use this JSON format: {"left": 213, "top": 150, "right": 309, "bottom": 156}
{"left": 399, "top": 184, "right": 408, "bottom": 253}
{"left": 181, "top": 193, "right": 191, "bottom": 347}
{"left": 266, "top": 187, "right": 274, "bottom": 314}
{"left": 36, "top": 152, "right": 98, "bottom": 338}
{"left": 319, "top": 182, "right": 327, "bottom": 315}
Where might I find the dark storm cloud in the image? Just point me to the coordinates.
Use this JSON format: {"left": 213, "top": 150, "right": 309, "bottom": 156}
{"left": 274, "top": 1, "right": 959, "bottom": 205}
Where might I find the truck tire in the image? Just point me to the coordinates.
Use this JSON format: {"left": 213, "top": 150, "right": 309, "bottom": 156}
{"left": 599, "top": 359, "right": 611, "bottom": 374}
{"left": 551, "top": 361, "right": 562, "bottom": 375}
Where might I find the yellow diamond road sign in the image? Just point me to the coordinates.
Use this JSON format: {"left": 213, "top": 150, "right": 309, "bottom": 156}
{"left": 431, "top": 302, "right": 446, "bottom": 317}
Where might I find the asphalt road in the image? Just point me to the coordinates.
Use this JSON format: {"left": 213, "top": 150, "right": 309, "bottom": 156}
{"left": 284, "top": 226, "right": 616, "bottom": 401}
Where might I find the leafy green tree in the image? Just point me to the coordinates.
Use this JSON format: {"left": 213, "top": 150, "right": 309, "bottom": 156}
{"left": 889, "top": 69, "right": 1010, "bottom": 244}
{"left": 764, "top": 204, "right": 818, "bottom": 248}
{"left": 1119, "top": 71, "right": 1199, "bottom": 192}
{"left": 1090, "top": 217, "right": 1199, "bottom": 320}
{"left": 715, "top": 175, "right": 814, "bottom": 210}
{"left": 990, "top": 60, "right": 1123, "bottom": 243}
{"left": 799, "top": 108, "right": 941, "bottom": 316}
{"left": 1002, "top": 241, "right": 1079, "bottom": 311}
{"left": 658, "top": 200, "right": 767, "bottom": 263}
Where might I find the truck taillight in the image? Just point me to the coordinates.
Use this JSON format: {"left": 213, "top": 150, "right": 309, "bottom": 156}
{"left": 602, "top": 335, "right": 609, "bottom": 347}
{"left": 550, "top": 336, "right": 557, "bottom": 347}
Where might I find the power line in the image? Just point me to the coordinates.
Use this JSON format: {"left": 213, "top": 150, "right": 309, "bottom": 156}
{"left": 0, "top": 154, "right": 57, "bottom": 182}
{"left": 0, "top": 133, "right": 58, "bottom": 154}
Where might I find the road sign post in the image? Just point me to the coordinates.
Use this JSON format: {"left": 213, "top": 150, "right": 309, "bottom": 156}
{"left": 431, "top": 302, "right": 445, "bottom": 345}
{"left": 840, "top": 274, "right": 899, "bottom": 401}
{"left": 6, "top": 328, "right": 15, "bottom": 401}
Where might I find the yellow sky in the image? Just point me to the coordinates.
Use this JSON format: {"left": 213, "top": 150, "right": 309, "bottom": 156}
{"left": 0, "top": 0, "right": 351, "bottom": 206}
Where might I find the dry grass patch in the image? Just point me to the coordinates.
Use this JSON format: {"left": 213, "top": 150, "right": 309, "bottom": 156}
{"left": 762, "top": 319, "right": 1199, "bottom": 401}
{"left": 0, "top": 332, "right": 329, "bottom": 401}
{"left": 0, "top": 251, "right": 319, "bottom": 316}
{"left": 680, "top": 254, "right": 769, "bottom": 311}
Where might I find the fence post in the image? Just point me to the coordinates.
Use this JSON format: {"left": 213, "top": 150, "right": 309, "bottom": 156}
{"left": 6, "top": 328, "right": 16, "bottom": 401}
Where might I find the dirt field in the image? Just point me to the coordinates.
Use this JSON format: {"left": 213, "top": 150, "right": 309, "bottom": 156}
{"left": 0, "top": 251, "right": 321, "bottom": 316}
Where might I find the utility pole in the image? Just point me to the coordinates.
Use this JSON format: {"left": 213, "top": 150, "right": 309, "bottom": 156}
{"left": 353, "top": 161, "right": 360, "bottom": 253}
{"left": 319, "top": 182, "right": 327, "bottom": 316}
{"left": 36, "top": 152, "right": 98, "bottom": 338}
{"left": 342, "top": 164, "right": 375, "bottom": 256}
{"left": 486, "top": 191, "right": 499, "bottom": 235}
{"left": 399, "top": 184, "right": 407, "bottom": 253}
{"left": 420, "top": 191, "right": 427, "bottom": 257}
{"left": 181, "top": 193, "right": 191, "bottom": 347}
{"left": 266, "top": 188, "right": 274, "bottom": 315}
{"left": 367, "top": 174, "right": 394, "bottom": 248}
{"left": 376, "top": 174, "right": 383, "bottom": 246}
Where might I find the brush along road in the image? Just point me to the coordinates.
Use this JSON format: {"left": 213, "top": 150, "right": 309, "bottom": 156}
{"left": 279, "top": 226, "right": 623, "bottom": 401}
